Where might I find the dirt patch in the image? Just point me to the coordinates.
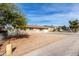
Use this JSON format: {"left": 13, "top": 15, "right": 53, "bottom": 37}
{"left": 0, "top": 32, "right": 71, "bottom": 56}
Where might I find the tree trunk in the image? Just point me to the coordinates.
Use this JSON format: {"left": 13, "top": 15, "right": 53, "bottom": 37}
{"left": 74, "top": 28, "right": 77, "bottom": 32}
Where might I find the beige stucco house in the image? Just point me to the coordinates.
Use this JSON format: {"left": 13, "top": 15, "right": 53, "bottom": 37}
{"left": 26, "top": 25, "right": 52, "bottom": 32}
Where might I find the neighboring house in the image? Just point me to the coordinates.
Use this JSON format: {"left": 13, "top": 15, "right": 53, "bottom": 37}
{"left": 49, "top": 26, "right": 63, "bottom": 32}
{"left": 26, "top": 25, "right": 49, "bottom": 32}
{"left": 26, "top": 25, "right": 67, "bottom": 32}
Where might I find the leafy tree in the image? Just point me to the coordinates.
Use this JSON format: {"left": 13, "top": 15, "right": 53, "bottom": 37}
{"left": 69, "top": 19, "right": 79, "bottom": 32}
{"left": 0, "top": 3, "right": 27, "bottom": 29}
{"left": 62, "top": 25, "right": 67, "bottom": 31}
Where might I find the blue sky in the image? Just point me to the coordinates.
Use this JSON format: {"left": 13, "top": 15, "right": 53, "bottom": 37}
{"left": 16, "top": 3, "right": 79, "bottom": 26}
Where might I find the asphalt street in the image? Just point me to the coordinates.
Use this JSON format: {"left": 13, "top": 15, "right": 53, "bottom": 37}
{"left": 24, "top": 32, "right": 79, "bottom": 56}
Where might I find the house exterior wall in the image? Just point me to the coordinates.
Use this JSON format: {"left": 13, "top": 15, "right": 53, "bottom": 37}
{"left": 26, "top": 28, "right": 49, "bottom": 33}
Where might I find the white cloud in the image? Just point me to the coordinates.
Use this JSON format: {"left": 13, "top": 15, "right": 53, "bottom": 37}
{"left": 27, "top": 4, "right": 79, "bottom": 26}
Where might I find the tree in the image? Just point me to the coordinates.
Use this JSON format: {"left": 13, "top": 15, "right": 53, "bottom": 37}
{"left": 0, "top": 3, "right": 27, "bottom": 29}
{"left": 69, "top": 19, "right": 79, "bottom": 32}
{"left": 62, "top": 25, "right": 67, "bottom": 31}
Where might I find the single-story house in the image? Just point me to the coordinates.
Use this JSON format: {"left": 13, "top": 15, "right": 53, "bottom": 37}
{"left": 26, "top": 25, "right": 50, "bottom": 32}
